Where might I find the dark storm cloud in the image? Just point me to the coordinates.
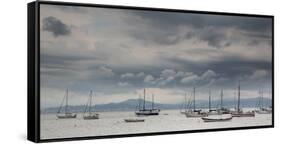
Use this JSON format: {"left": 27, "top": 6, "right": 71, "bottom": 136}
{"left": 129, "top": 11, "right": 271, "bottom": 47}
{"left": 133, "top": 11, "right": 272, "bottom": 32}
{"left": 131, "top": 11, "right": 204, "bottom": 29}
{"left": 168, "top": 55, "right": 272, "bottom": 81}
{"left": 131, "top": 30, "right": 183, "bottom": 46}
{"left": 207, "top": 59, "right": 272, "bottom": 79}
{"left": 41, "top": 53, "right": 97, "bottom": 70}
{"left": 242, "top": 31, "right": 272, "bottom": 39}
{"left": 133, "top": 11, "right": 271, "bottom": 33}
{"left": 198, "top": 28, "right": 229, "bottom": 48}
{"left": 42, "top": 16, "right": 71, "bottom": 37}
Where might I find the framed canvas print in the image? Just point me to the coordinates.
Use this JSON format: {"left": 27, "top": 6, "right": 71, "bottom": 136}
{"left": 28, "top": 0, "right": 274, "bottom": 142}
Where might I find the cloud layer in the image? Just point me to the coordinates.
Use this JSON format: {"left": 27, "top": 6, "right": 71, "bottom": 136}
{"left": 40, "top": 4, "right": 272, "bottom": 108}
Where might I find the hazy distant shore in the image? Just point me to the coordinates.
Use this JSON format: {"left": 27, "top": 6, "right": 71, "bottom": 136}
{"left": 41, "top": 97, "right": 272, "bottom": 114}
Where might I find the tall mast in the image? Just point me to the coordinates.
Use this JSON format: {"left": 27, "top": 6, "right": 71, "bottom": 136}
{"left": 143, "top": 89, "right": 146, "bottom": 110}
{"left": 65, "top": 88, "right": 68, "bottom": 114}
{"left": 234, "top": 90, "right": 236, "bottom": 109}
{"left": 220, "top": 89, "right": 223, "bottom": 110}
{"left": 261, "top": 90, "right": 264, "bottom": 108}
{"left": 209, "top": 88, "right": 211, "bottom": 112}
{"left": 258, "top": 90, "right": 261, "bottom": 108}
{"left": 237, "top": 81, "right": 240, "bottom": 112}
{"left": 184, "top": 92, "right": 187, "bottom": 112}
{"left": 89, "top": 90, "right": 93, "bottom": 113}
{"left": 152, "top": 94, "right": 154, "bottom": 109}
{"left": 138, "top": 94, "right": 141, "bottom": 110}
{"left": 193, "top": 87, "right": 196, "bottom": 111}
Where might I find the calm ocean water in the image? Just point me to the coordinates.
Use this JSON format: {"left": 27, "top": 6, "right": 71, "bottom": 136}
{"left": 40, "top": 109, "right": 272, "bottom": 139}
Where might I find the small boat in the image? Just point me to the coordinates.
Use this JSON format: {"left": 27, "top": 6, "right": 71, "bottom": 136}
{"left": 135, "top": 89, "right": 160, "bottom": 116}
{"left": 56, "top": 89, "right": 77, "bottom": 119}
{"left": 202, "top": 114, "right": 232, "bottom": 122}
{"left": 83, "top": 90, "right": 99, "bottom": 120}
{"left": 124, "top": 118, "right": 145, "bottom": 123}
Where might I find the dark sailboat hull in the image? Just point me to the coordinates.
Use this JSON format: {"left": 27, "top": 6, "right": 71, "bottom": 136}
{"left": 231, "top": 111, "right": 255, "bottom": 117}
{"left": 135, "top": 109, "right": 160, "bottom": 116}
{"left": 185, "top": 113, "right": 206, "bottom": 118}
{"left": 124, "top": 119, "right": 145, "bottom": 122}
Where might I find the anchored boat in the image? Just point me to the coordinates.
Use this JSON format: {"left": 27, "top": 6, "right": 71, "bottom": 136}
{"left": 180, "top": 92, "right": 191, "bottom": 114}
{"left": 56, "top": 89, "right": 77, "bottom": 119}
{"left": 83, "top": 90, "right": 99, "bottom": 120}
{"left": 255, "top": 90, "right": 272, "bottom": 114}
{"left": 203, "top": 89, "right": 233, "bottom": 122}
{"left": 231, "top": 81, "right": 255, "bottom": 117}
{"left": 135, "top": 89, "right": 160, "bottom": 116}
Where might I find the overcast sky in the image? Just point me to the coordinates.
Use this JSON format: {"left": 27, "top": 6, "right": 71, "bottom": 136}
{"left": 40, "top": 4, "right": 272, "bottom": 108}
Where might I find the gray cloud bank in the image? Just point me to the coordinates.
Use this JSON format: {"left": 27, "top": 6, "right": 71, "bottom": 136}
{"left": 40, "top": 4, "right": 272, "bottom": 108}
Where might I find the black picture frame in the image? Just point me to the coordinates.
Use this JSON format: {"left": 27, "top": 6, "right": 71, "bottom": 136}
{"left": 28, "top": 0, "right": 274, "bottom": 143}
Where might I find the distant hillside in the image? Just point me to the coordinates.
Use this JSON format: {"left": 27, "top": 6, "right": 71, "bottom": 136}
{"left": 41, "top": 97, "right": 272, "bottom": 114}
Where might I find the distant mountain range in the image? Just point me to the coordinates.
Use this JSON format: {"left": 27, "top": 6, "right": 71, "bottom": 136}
{"left": 41, "top": 97, "right": 272, "bottom": 114}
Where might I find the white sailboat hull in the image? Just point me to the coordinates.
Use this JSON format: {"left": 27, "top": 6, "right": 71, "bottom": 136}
{"left": 185, "top": 111, "right": 206, "bottom": 118}
{"left": 83, "top": 113, "right": 99, "bottom": 120}
{"left": 57, "top": 113, "right": 77, "bottom": 119}
{"left": 202, "top": 114, "right": 232, "bottom": 122}
{"left": 255, "top": 108, "right": 272, "bottom": 114}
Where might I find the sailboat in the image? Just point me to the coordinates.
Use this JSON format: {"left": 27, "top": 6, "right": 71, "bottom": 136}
{"left": 83, "top": 90, "right": 99, "bottom": 120}
{"left": 206, "top": 89, "right": 218, "bottom": 115}
{"left": 202, "top": 89, "right": 232, "bottom": 122}
{"left": 218, "top": 89, "right": 231, "bottom": 114}
{"left": 135, "top": 89, "right": 160, "bottom": 116}
{"left": 231, "top": 81, "right": 255, "bottom": 117}
{"left": 57, "top": 89, "right": 77, "bottom": 119}
{"left": 180, "top": 92, "right": 189, "bottom": 114}
{"left": 185, "top": 87, "right": 207, "bottom": 118}
{"left": 255, "top": 90, "right": 272, "bottom": 114}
